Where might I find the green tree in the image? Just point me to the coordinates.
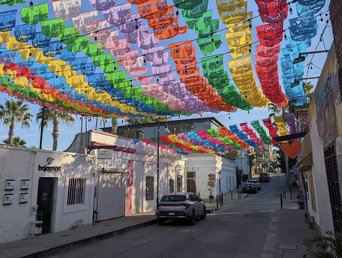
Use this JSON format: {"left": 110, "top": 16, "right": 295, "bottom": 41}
{"left": 3, "top": 136, "right": 26, "bottom": 147}
{"left": 303, "top": 81, "right": 314, "bottom": 96}
{"left": 273, "top": 146, "right": 286, "bottom": 173}
{"left": 305, "top": 231, "right": 342, "bottom": 258}
{"left": 36, "top": 108, "right": 74, "bottom": 151}
{"left": 0, "top": 99, "right": 32, "bottom": 146}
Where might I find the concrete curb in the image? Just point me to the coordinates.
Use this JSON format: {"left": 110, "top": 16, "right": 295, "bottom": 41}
{"left": 21, "top": 219, "right": 157, "bottom": 258}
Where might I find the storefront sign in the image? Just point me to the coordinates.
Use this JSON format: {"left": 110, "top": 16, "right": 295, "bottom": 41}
{"left": 38, "top": 157, "right": 61, "bottom": 172}
{"left": 38, "top": 165, "right": 61, "bottom": 172}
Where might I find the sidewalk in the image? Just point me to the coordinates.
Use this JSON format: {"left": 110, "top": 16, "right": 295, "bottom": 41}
{"left": 0, "top": 214, "right": 157, "bottom": 258}
{"left": 271, "top": 198, "right": 318, "bottom": 258}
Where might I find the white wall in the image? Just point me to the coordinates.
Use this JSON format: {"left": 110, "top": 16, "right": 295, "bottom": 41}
{"left": 185, "top": 155, "right": 236, "bottom": 199}
{"left": 309, "top": 105, "right": 335, "bottom": 233}
{"left": 0, "top": 146, "right": 94, "bottom": 244}
{"left": 88, "top": 131, "right": 186, "bottom": 214}
{"left": 33, "top": 151, "right": 94, "bottom": 233}
{"left": 221, "top": 158, "right": 237, "bottom": 191}
{"left": 0, "top": 146, "right": 35, "bottom": 243}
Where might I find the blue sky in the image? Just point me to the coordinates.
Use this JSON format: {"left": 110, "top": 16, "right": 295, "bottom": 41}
{"left": 0, "top": 0, "right": 333, "bottom": 151}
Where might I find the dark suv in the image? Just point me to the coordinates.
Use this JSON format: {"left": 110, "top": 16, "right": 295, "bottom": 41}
{"left": 259, "top": 173, "right": 270, "bottom": 182}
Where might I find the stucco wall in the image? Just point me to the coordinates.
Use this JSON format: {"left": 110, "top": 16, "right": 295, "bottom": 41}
{"left": 88, "top": 131, "right": 186, "bottom": 214}
{"left": 0, "top": 146, "right": 94, "bottom": 244}
{"left": 185, "top": 155, "right": 236, "bottom": 199}
{"left": 33, "top": 151, "right": 94, "bottom": 233}
{"left": 309, "top": 103, "right": 335, "bottom": 232}
{"left": 0, "top": 147, "right": 35, "bottom": 243}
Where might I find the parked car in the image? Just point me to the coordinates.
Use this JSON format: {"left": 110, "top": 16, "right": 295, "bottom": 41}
{"left": 242, "top": 182, "right": 258, "bottom": 193}
{"left": 247, "top": 179, "right": 261, "bottom": 190}
{"left": 259, "top": 173, "right": 270, "bottom": 182}
{"left": 156, "top": 192, "right": 206, "bottom": 225}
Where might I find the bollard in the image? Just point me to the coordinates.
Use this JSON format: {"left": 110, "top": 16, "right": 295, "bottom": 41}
{"left": 280, "top": 193, "right": 283, "bottom": 209}
{"left": 216, "top": 195, "right": 219, "bottom": 209}
{"left": 221, "top": 193, "right": 223, "bottom": 206}
{"left": 230, "top": 190, "right": 233, "bottom": 200}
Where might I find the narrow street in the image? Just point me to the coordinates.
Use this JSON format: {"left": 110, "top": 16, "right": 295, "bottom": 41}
{"left": 48, "top": 174, "right": 315, "bottom": 258}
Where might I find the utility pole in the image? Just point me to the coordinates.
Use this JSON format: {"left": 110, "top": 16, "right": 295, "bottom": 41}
{"left": 156, "top": 119, "right": 160, "bottom": 207}
{"left": 39, "top": 106, "right": 46, "bottom": 149}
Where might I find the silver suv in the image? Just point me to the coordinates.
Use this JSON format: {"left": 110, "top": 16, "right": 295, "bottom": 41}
{"left": 156, "top": 192, "right": 206, "bottom": 225}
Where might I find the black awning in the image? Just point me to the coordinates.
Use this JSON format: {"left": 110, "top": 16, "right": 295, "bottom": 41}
{"left": 273, "top": 131, "right": 308, "bottom": 142}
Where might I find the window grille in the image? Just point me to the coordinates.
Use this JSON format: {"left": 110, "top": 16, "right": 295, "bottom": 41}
{"left": 67, "top": 178, "right": 86, "bottom": 205}
{"left": 145, "top": 176, "right": 154, "bottom": 201}
{"left": 324, "top": 145, "right": 342, "bottom": 233}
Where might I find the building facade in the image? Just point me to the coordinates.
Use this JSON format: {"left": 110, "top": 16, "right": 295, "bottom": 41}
{"left": 185, "top": 155, "right": 237, "bottom": 200}
{"left": 0, "top": 146, "right": 94, "bottom": 244}
{"left": 296, "top": 44, "right": 342, "bottom": 233}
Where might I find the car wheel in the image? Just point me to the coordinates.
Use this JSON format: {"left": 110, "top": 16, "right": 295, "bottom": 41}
{"left": 157, "top": 218, "right": 165, "bottom": 225}
{"left": 201, "top": 207, "right": 207, "bottom": 220}
{"left": 189, "top": 210, "right": 196, "bottom": 225}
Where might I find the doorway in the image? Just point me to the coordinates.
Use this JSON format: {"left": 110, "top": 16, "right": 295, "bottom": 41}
{"left": 37, "top": 177, "right": 55, "bottom": 234}
{"left": 186, "top": 171, "right": 196, "bottom": 193}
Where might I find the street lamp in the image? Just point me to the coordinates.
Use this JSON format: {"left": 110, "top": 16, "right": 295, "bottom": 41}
{"left": 291, "top": 76, "right": 320, "bottom": 88}
{"left": 293, "top": 50, "right": 329, "bottom": 64}
{"left": 156, "top": 119, "right": 170, "bottom": 207}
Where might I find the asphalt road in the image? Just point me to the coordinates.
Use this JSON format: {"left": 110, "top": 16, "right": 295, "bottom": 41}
{"left": 49, "top": 174, "right": 288, "bottom": 258}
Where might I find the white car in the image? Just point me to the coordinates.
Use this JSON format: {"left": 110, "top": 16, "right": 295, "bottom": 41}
{"left": 247, "top": 179, "right": 261, "bottom": 191}
{"left": 156, "top": 192, "right": 206, "bottom": 225}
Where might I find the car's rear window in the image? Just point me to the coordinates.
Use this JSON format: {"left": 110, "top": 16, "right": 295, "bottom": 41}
{"left": 161, "top": 195, "right": 187, "bottom": 202}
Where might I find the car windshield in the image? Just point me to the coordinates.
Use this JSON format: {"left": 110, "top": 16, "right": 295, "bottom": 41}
{"left": 161, "top": 195, "right": 187, "bottom": 202}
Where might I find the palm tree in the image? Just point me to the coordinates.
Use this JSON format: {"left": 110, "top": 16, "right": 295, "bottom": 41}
{"left": 304, "top": 231, "right": 342, "bottom": 258}
{"left": 36, "top": 108, "right": 75, "bottom": 151}
{"left": 110, "top": 117, "right": 118, "bottom": 135}
{"left": 3, "top": 137, "right": 26, "bottom": 147}
{"left": 0, "top": 99, "right": 32, "bottom": 146}
{"left": 303, "top": 81, "right": 314, "bottom": 96}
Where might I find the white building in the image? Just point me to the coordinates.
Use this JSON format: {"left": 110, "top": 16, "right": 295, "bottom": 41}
{"left": 0, "top": 145, "right": 94, "bottom": 244}
{"left": 87, "top": 130, "right": 186, "bottom": 215}
{"left": 296, "top": 44, "right": 342, "bottom": 233}
{"left": 185, "top": 154, "right": 237, "bottom": 199}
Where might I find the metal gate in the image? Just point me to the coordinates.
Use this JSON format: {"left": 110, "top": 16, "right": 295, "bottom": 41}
{"left": 98, "top": 172, "right": 126, "bottom": 221}
{"left": 324, "top": 145, "right": 342, "bottom": 233}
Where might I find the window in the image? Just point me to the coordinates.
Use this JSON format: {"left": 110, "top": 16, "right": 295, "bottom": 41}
{"left": 190, "top": 194, "right": 200, "bottom": 201}
{"left": 145, "top": 176, "right": 154, "bottom": 201}
{"left": 161, "top": 195, "right": 186, "bottom": 202}
{"left": 67, "top": 178, "right": 86, "bottom": 205}
{"left": 177, "top": 175, "right": 183, "bottom": 192}
{"left": 169, "top": 178, "right": 175, "bottom": 193}
{"left": 187, "top": 171, "right": 196, "bottom": 193}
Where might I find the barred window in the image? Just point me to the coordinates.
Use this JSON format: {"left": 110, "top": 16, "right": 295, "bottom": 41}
{"left": 67, "top": 178, "right": 86, "bottom": 205}
{"left": 169, "top": 178, "right": 175, "bottom": 193}
{"left": 145, "top": 176, "right": 154, "bottom": 201}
